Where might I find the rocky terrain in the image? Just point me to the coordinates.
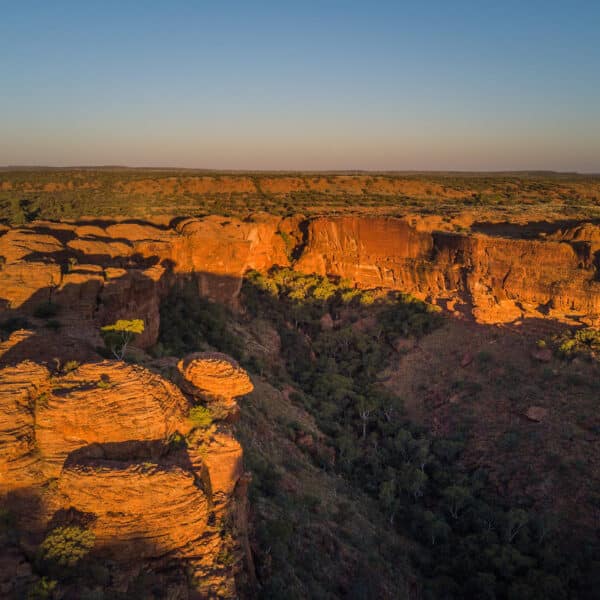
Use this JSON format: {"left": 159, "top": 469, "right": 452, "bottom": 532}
{"left": 1, "top": 204, "right": 599, "bottom": 597}
{"left": 2, "top": 212, "right": 600, "bottom": 335}
{"left": 0, "top": 344, "right": 253, "bottom": 597}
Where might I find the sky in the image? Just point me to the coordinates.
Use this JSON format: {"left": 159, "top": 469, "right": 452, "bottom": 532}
{"left": 1, "top": 1, "right": 599, "bottom": 172}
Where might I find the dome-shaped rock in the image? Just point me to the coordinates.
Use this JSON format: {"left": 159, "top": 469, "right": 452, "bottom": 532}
{"left": 36, "top": 361, "right": 191, "bottom": 476}
{"left": 56, "top": 459, "right": 208, "bottom": 559}
{"left": 177, "top": 352, "right": 253, "bottom": 400}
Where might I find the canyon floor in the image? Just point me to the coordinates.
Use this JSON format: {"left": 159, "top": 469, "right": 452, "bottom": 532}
{"left": 0, "top": 170, "right": 599, "bottom": 599}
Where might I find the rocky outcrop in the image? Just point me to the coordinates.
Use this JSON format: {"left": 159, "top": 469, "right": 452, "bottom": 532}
{"left": 0, "top": 215, "right": 289, "bottom": 349}
{"left": 55, "top": 459, "right": 209, "bottom": 559}
{"left": 178, "top": 352, "right": 254, "bottom": 401}
{"left": 35, "top": 361, "right": 190, "bottom": 476}
{"left": 5, "top": 214, "right": 600, "bottom": 331}
{"left": 0, "top": 355, "right": 250, "bottom": 598}
{"left": 296, "top": 216, "right": 600, "bottom": 324}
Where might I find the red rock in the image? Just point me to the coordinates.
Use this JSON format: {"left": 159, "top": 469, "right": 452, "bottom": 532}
{"left": 178, "top": 352, "right": 253, "bottom": 400}
{"left": 525, "top": 406, "right": 548, "bottom": 422}
{"left": 36, "top": 361, "right": 191, "bottom": 476}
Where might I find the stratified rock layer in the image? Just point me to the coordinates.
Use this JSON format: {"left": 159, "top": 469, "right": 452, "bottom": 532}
{"left": 56, "top": 459, "right": 209, "bottom": 559}
{"left": 0, "top": 361, "right": 49, "bottom": 490}
{"left": 178, "top": 352, "right": 254, "bottom": 400}
{"left": 35, "top": 361, "right": 191, "bottom": 476}
{"left": 0, "top": 355, "right": 249, "bottom": 598}
{"left": 296, "top": 216, "right": 600, "bottom": 324}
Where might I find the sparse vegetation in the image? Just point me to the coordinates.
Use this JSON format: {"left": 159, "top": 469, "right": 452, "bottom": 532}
{"left": 37, "top": 525, "right": 95, "bottom": 572}
{"left": 1, "top": 169, "right": 600, "bottom": 223}
{"left": 554, "top": 327, "right": 600, "bottom": 360}
{"left": 100, "top": 319, "right": 145, "bottom": 360}
{"left": 188, "top": 405, "right": 213, "bottom": 429}
{"left": 153, "top": 268, "right": 599, "bottom": 598}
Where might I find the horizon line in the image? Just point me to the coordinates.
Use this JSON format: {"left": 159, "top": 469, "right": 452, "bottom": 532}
{"left": 1, "top": 165, "right": 599, "bottom": 177}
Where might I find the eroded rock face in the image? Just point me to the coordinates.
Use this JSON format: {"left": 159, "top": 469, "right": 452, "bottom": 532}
{"left": 0, "top": 361, "right": 49, "bottom": 490}
{"left": 55, "top": 459, "right": 209, "bottom": 559}
{"left": 178, "top": 352, "right": 254, "bottom": 400}
{"left": 35, "top": 361, "right": 191, "bottom": 476}
{"left": 0, "top": 215, "right": 289, "bottom": 349}
{"left": 0, "top": 355, "right": 248, "bottom": 598}
{"left": 296, "top": 216, "right": 600, "bottom": 324}
{"left": 4, "top": 214, "right": 600, "bottom": 335}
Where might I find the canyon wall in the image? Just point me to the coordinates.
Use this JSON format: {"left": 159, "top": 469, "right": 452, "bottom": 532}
{"left": 295, "top": 216, "right": 600, "bottom": 324}
{"left": 2, "top": 213, "right": 600, "bottom": 352}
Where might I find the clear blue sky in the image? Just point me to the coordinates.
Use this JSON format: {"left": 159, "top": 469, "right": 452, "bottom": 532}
{"left": 1, "top": 1, "right": 599, "bottom": 171}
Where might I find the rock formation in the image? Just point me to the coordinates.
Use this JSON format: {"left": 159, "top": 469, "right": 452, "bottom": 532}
{"left": 3, "top": 214, "right": 600, "bottom": 345}
{"left": 0, "top": 354, "right": 252, "bottom": 598}
{"left": 178, "top": 352, "right": 254, "bottom": 401}
{"left": 296, "top": 216, "right": 600, "bottom": 325}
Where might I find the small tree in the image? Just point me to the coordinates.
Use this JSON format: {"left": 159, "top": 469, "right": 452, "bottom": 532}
{"left": 100, "top": 319, "right": 144, "bottom": 360}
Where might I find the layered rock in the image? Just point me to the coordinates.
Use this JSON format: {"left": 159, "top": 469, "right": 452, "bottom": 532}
{"left": 0, "top": 355, "right": 248, "bottom": 598}
{"left": 296, "top": 216, "right": 600, "bottom": 324}
{"left": 0, "top": 361, "right": 49, "bottom": 490}
{"left": 177, "top": 352, "right": 254, "bottom": 401}
{"left": 55, "top": 459, "right": 209, "bottom": 559}
{"left": 35, "top": 361, "right": 190, "bottom": 476}
{"left": 0, "top": 215, "right": 289, "bottom": 349}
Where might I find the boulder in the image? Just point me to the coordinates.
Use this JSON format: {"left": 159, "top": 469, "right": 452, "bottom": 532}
{"left": 525, "top": 406, "right": 548, "bottom": 422}
{"left": 178, "top": 352, "right": 253, "bottom": 400}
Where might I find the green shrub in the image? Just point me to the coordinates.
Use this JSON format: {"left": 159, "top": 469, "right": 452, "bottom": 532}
{"left": 100, "top": 319, "right": 145, "bottom": 360}
{"left": 27, "top": 577, "right": 57, "bottom": 600}
{"left": 555, "top": 327, "right": 600, "bottom": 360}
{"left": 37, "top": 525, "right": 95, "bottom": 571}
{"left": 189, "top": 405, "right": 213, "bottom": 429}
{"left": 62, "top": 360, "right": 80, "bottom": 374}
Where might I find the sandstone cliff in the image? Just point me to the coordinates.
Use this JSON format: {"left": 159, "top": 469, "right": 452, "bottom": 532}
{"left": 0, "top": 354, "right": 254, "bottom": 598}
{"left": 295, "top": 216, "right": 600, "bottom": 324}
{"left": 3, "top": 214, "right": 600, "bottom": 340}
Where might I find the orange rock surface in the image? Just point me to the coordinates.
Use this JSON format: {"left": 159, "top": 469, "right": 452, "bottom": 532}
{"left": 178, "top": 352, "right": 254, "bottom": 400}
{"left": 35, "top": 361, "right": 190, "bottom": 476}
{"left": 56, "top": 459, "right": 209, "bottom": 559}
{"left": 296, "top": 216, "right": 600, "bottom": 324}
{"left": 0, "top": 353, "right": 248, "bottom": 597}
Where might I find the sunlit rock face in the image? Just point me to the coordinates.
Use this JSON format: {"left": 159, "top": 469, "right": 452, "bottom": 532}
{"left": 296, "top": 216, "right": 600, "bottom": 324}
{"left": 2, "top": 215, "right": 600, "bottom": 339}
{"left": 0, "top": 354, "right": 248, "bottom": 598}
{"left": 177, "top": 351, "right": 254, "bottom": 401}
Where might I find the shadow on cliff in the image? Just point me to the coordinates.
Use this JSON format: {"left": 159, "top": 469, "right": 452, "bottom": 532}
{"left": 470, "top": 217, "right": 600, "bottom": 238}
{"left": 0, "top": 253, "right": 178, "bottom": 366}
{"left": 0, "top": 485, "right": 203, "bottom": 599}
{"left": 0, "top": 251, "right": 578, "bottom": 369}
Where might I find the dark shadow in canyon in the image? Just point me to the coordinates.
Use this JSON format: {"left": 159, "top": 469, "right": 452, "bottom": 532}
{"left": 470, "top": 217, "right": 600, "bottom": 239}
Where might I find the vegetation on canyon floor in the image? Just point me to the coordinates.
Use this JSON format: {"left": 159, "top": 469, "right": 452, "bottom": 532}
{"left": 156, "top": 268, "right": 600, "bottom": 599}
